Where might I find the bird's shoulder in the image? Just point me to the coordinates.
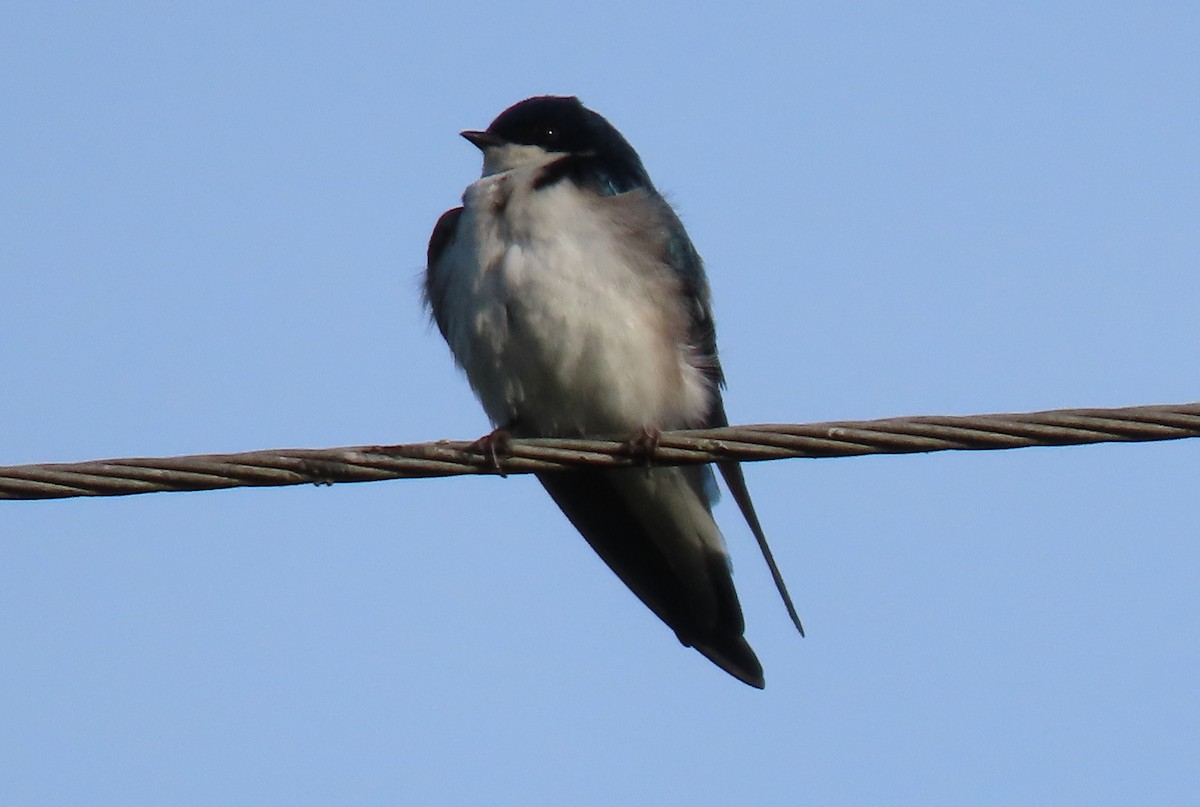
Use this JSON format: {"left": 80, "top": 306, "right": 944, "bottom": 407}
{"left": 427, "top": 205, "right": 463, "bottom": 271}
{"left": 424, "top": 205, "right": 464, "bottom": 339}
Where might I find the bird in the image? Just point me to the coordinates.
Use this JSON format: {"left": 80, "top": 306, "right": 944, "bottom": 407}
{"left": 424, "top": 96, "right": 802, "bottom": 687}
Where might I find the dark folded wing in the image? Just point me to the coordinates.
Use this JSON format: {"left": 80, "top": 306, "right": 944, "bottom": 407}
{"left": 424, "top": 206, "right": 463, "bottom": 340}
{"left": 538, "top": 466, "right": 764, "bottom": 688}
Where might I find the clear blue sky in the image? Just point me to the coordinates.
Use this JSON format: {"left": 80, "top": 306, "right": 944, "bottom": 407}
{"left": 3, "top": 3, "right": 1198, "bottom": 804}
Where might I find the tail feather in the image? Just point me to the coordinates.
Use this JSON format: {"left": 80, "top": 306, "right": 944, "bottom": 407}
{"left": 718, "top": 460, "right": 805, "bottom": 638}
{"left": 537, "top": 466, "right": 763, "bottom": 686}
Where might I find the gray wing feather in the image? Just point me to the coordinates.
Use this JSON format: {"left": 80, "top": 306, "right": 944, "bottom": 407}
{"left": 659, "top": 207, "right": 806, "bottom": 637}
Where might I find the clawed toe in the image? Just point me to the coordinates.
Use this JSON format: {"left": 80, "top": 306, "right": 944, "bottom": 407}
{"left": 468, "top": 428, "right": 512, "bottom": 476}
{"left": 623, "top": 425, "right": 662, "bottom": 467}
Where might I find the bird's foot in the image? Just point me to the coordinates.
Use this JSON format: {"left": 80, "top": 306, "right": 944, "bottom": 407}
{"left": 468, "top": 426, "right": 513, "bottom": 477}
{"left": 623, "top": 425, "right": 662, "bottom": 468}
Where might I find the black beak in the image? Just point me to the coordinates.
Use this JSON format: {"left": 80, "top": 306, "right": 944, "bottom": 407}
{"left": 461, "top": 130, "right": 504, "bottom": 151}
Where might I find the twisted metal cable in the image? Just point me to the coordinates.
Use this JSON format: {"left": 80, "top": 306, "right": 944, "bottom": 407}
{"left": 2, "top": 402, "right": 1197, "bottom": 501}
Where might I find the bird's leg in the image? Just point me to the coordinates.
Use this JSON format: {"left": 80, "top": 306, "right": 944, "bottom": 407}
{"left": 468, "top": 421, "right": 517, "bottom": 477}
{"left": 623, "top": 425, "right": 662, "bottom": 470}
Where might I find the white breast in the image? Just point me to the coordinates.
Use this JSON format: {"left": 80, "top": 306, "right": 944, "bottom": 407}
{"left": 434, "top": 168, "right": 712, "bottom": 437}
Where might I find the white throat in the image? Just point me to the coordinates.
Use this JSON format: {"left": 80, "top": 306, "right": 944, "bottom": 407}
{"left": 480, "top": 142, "right": 563, "bottom": 177}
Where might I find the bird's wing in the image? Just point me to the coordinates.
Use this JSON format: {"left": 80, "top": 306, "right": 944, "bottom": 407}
{"left": 659, "top": 204, "right": 806, "bottom": 637}
{"left": 424, "top": 205, "right": 463, "bottom": 341}
{"left": 537, "top": 466, "right": 765, "bottom": 688}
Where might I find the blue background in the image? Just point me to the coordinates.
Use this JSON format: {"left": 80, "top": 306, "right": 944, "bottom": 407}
{"left": 3, "top": 3, "right": 1198, "bottom": 804}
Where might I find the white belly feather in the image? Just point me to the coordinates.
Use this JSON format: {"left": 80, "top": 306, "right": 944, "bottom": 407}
{"left": 436, "top": 168, "right": 712, "bottom": 437}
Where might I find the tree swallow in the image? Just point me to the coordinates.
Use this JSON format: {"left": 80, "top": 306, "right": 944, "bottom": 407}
{"left": 424, "top": 96, "right": 802, "bottom": 687}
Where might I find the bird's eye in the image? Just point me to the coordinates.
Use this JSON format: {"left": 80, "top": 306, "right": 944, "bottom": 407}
{"left": 544, "top": 127, "right": 558, "bottom": 142}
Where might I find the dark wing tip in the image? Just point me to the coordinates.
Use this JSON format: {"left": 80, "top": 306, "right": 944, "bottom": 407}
{"left": 716, "top": 459, "right": 806, "bottom": 638}
{"left": 692, "top": 635, "right": 765, "bottom": 689}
